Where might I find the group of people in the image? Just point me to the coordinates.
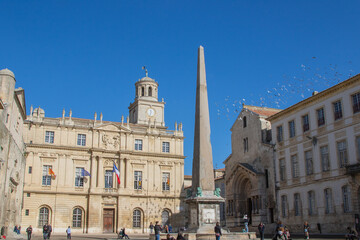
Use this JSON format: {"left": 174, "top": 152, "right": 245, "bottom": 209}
{"left": 42, "top": 223, "right": 52, "bottom": 239}
{"left": 151, "top": 221, "right": 184, "bottom": 240}
{"left": 118, "top": 228, "right": 129, "bottom": 239}
{"left": 149, "top": 222, "right": 173, "bottom": 234}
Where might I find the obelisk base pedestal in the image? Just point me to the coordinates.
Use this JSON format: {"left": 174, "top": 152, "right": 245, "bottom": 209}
{"left": 186, "top": 191, "right": 224, "bottom": 234}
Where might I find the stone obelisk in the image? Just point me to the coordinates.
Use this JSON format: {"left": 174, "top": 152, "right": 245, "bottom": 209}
{"left": 186, "top": 46, "right": 224, "bottom": 234}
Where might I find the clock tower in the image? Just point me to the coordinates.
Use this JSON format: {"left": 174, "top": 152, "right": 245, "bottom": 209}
{"left": 128, "top": 73, "right": 165, "bottom": 126}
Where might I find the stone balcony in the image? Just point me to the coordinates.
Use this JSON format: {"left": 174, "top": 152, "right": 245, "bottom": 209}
{"left": 346, "top": 163, "right": 360, "bottom": 174}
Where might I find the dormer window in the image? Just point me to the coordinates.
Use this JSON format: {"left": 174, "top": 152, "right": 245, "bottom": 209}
{"left": 243, "top": 116, "right": 247, "bottom": 128}
{"left": 149, "top": 87, "right": 152, "bottom": 97}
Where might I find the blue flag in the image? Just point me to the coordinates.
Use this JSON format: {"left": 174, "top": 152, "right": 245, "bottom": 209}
{"left": 81, "top": 169, "right": 91, "bottom": 177}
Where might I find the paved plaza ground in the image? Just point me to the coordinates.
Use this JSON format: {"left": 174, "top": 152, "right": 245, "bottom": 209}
{"left": 3, "top": 233, "right": 348, "bottom": 240}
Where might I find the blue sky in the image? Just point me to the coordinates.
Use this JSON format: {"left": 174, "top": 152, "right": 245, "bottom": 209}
{"left": 1, "top": 1, "right": 360, "bottom": 175}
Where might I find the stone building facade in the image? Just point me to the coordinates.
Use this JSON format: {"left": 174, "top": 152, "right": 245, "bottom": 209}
{"left": 268, "top": 73, "right": 360, "bottom": 233}
{"left": 224, "top": 105, "right": 280, "bottom": 228}
{"left": 214, "top": 168, "right": 226, "bottom": 225}
{"left": 0, "top": 69, "right": 26, "bottom": 236}
{"left": 21, "top": 75, "right": 185, "bottom": 234}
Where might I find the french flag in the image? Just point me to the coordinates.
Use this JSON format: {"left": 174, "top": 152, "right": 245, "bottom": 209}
{"left": 113, "top": 163, "right": 121, "bottom": 184}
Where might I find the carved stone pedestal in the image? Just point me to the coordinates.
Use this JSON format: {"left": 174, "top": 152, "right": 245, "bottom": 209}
{"left": 186, "top": 190, "right": 224, "bottom": 234}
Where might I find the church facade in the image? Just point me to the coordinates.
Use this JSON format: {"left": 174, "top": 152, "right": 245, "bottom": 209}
{"left": 224, "top": 106, "right": 280, "bottom": 229}
{"left": 21, "top": 74, "right": 185, "bottom": 234}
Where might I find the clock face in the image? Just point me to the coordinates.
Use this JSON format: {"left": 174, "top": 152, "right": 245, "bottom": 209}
{"left": 147, "top": 108, "right": 155, "bottom": 117}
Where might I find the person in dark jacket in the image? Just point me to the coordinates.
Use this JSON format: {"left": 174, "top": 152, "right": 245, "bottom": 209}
{"left": 26, "top": 225, "right": 33, "bottom": 240}
{"left": 154, "top": 221, "right": 162, "bottom": 240}
{"left": 258, "top": 222, "right": 265, "bottom": 240}
{"left": 176, "top": 232, "right": 185, "bottom": 240}
{"left": 48, "top": 224, "right": 52, "bottom": 239}
{"left": 43, "top": 224, "right": 49, "bottom": 240}
{"left": 214, "top": 222, "right": 222, "bottom": 240}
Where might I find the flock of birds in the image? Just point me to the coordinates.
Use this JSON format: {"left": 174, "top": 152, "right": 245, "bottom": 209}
{"left": 216, "top": 59, "right": 355, "bottom": 121}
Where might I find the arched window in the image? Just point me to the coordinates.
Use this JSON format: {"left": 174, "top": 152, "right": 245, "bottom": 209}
{"left": 38, "top": 207, "right": 49, "bottom": 227}
{"left": 133, "top": 209, "right": 141, "bottom": 228}
{"left": 73, "top": 208, "right": 82, "bottom": 228}
{"left": 141, "top": 87, "right": 145, "bottom": 96}
{"left": 243, "top": 116, "right": 247, "bottom": 128}
{"left": 161, "top": 210, "right": 170, "bottom": 226}
{"left": 149, "top": 87, "right": 152, "bottom": 97}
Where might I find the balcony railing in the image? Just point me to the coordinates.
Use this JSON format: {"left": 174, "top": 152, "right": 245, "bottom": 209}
{"left": 103, "top": 188, "right": 118, "bottom": 193}
{"left": 346, "top": 163, "right": 360, "bottom": 174}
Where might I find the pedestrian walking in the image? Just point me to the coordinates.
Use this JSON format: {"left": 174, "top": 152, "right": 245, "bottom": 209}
{"left": 149, "top": 222, "right": 154, "bottom": 234}
{"left": 48, "top": 224, "right": 52, "bottom": 239}
{"left": 243, "top": 214, "right": 249, "bottom": 233}
{"left": 258, "top": 222, "right": 265, "bottom": 240}
{"left": 66, "top": 226, "right": 71, "bottom": 239}
{"left": 304, "top": 221, "right": 310, "bottom": 239}
{"left": 214, "top": 222, "right": 222, "bottom": 240}
{"left": 43, "top": 224, "right": 49, "bottom": 240}
{"left": 26, "top": 225, "right": 33, "bottom": 240}
{"left": 154, "top": 221, "right": 162, "bottom": 240}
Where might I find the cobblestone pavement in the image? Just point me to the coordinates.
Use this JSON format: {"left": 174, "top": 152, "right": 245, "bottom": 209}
{"left": 3, "top": 234, "right": 346, "bottom": 240}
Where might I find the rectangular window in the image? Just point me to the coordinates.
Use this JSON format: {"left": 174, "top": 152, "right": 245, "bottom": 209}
{"left": 279, "top": 159, "right": 286, "bottom": 181}
{"left": 302, "top": 114, "right": 310, "bottom": 132}
{"left": 305, "top": 150, "right": 313, "bottom": 175}
{"left": 324, "top": 188, "right": 333, "bottom": 214}
{"left": 135, "top": 139, "right": 143, "bottom": 151}
{"left": 42, "top": 165, "right": 52, "bottom": 186}
{"left": 357, "top": 136, "right": 360, "bottom": 162}
{"left": 337, "top": 141, "right": 348, "bottom": 168}
{"left": 317, "top": 108, "right": 325, "bottom": 126}
{"left": 25, "top": 209, "right": 29, "bottom": 216}
{"left": 277, "top": 126, "right": 283, "bottom": 142}
{"left": 162, "top": 142, "right": 170, "bottom": 153}
{"left": 105, "top": 170, "right": 113, "bottom": 189}
{"left": 28, "top": 166, "right": 32, "bottom": 174}
{"left": 77, "top": 134, "right": 86, "bottom": 146}
{"left": 320, "top": 146, "right": 330, "bottom": 172}
{"left": 27, "top": 193, "right": 30, "bottom": 197}
{"left": 308, "top": 191, "right": 315, "bottom": 215}
{"left": 134, "top": 171, "right": 142, "bottom": 190}
{"left": 342, "top": 185, "right": 351, "bottom": 213}
{"left": 333, "top": 100, "right": 343, "bottom": 120}
{"left": 294, "top": 193, "right": 301, "bottom": 216}
{"left": 162, "top": 172, "right": 170, "bottom": 191}
{"left": 45, "top": 131, "right": 54, "bottom": 144}
{"left": 75, "top": 167, "right": 84, "bottom": 187}
{"left": 288, "top": 120, "right": 296, "bottom": 138}
{"left": 291, "top": 155, "right": 299, "bottom": 178}
{"left": 281, "top": 195, "right": 287, "bottom": 217}
{"left": 352, "top": 92, "right": 360, "bottom": 113}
